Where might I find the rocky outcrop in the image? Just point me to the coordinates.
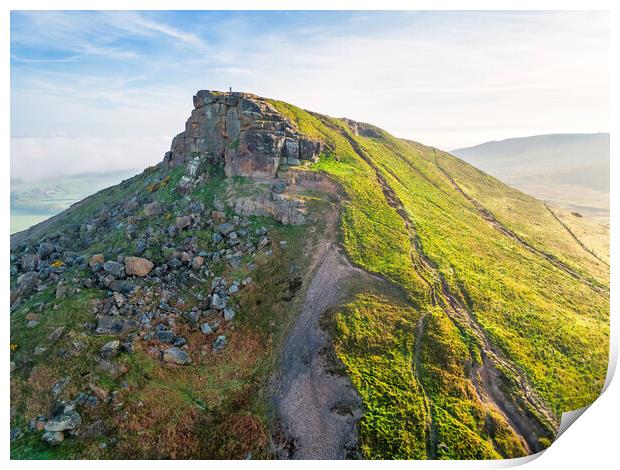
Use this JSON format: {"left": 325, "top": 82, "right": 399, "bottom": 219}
{"left": 234, "top": 193, "right": 307, "bottom": 226}
{"left": 341, "top": 118, "right": 383, "bottom": 139}
{"left": 164, "top": 90, "right": 323, "bottom": 178}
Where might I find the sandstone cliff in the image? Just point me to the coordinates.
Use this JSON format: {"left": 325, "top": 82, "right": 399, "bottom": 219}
{"left": 165, "top": 90, "right": 323, "bottom": 178}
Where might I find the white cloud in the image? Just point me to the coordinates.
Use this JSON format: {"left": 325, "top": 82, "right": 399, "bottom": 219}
{"left": 11, "top": 136, "right": 169, "bottom": 181}
{"left": 10, "top": 11, "right": 608, "bottom": 180}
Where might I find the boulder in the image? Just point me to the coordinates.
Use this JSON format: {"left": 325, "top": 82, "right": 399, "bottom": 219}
{"left": 21, "top": 253, "right": 39, "bottom": 272}
{"left": 124, "top": 256, "right": 154, "bottom": 277}
{"left": 176, "top": 215, "right": 192, "bottom": 230}
{"left": 38, "top": 242, "right": 55, "bottom": 259}
{"left": 45, "top": 411, "right": 82, "bottom": 432}
{"left": 55, "top": 283, "right": 68, "bottom": 300}
{"left": 191, "top": 256, "right": 205, "bottom": 271}
{"left": 134, "top": 240, "right": 147, "bottom": 256}
{"left": 16, "top": 272, "right": 38, "bottom": 294}
{"left": 113, "top": 292, "right": 125, "bottom": 308}
{"left": 173, "top": 337, "right": 187, "bottom": 347}
{"left": 108, "top": 280, "right": 136, "bottom": 295}
{"left": 100, "top": 340, "right": 120, "bottom": 359}
{"left": 162, "top": 347, "right": 192, "bottom": 365}
{"left": 212, "top": 335, "right": 227, "bottom": 352}
{"left": 210, "top": 293, "right": 226, "bottom": 310}
{"left": 216, "top": 223, "right": 235, "bottom": 235}
{"left": 103, "top": 261, "right": 125, "bottom": 278}
{"left": 89, "top": 254, "right": 105, "bottom": 268}
{"left": 223, "top": 308, "right": 236, "bottom": 321}
{"left": 42, "top": 431, "right": 65, "bottom": 446}
{"left": 167, "top": 258, "right": 183, "bottom": 269}
{"left": 154, "top": 330, "right": 175, "bottom": 343}
{"left": 96, "top": 316, "right": 138, "bottom": 335}
{"left": 144, "top": 202, "right": 163, "bottom": 216}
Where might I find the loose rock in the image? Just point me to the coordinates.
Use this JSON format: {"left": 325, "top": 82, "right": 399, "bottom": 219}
{"left": 42, "top": 431, "right": 65, "bottom": 446}
{"left": 213, "top": 335, "right": 227, "bottom": 352}
{"left": 100, "top": 340, "right": 120, "bottom": 359}
{"left": 162, "top": 347, "right": 192, "bottom": 365}
{"left": 45, "top": 411, "right": 82, "bottom": 432}
{"left": 124, "top": 256, "right": 154, "bottom": 277}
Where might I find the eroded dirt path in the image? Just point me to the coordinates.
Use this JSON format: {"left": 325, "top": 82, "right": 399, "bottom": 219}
{"left": 271, "top": 244, "right": 364, "bottom": 459}
{"left": 270, "top": 225, "right": 372, "bottom": 459}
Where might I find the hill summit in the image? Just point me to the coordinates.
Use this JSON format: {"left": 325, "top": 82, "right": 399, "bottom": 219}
{"left": 165, "top": 90, "right": 324, "bottom": 177}
{"left": 10, "top": 91, "right": 609, "bottom": 460}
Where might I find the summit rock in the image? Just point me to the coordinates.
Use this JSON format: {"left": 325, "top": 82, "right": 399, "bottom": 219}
{"left": 165, "top": 90, "right": 323, "bottom": 178}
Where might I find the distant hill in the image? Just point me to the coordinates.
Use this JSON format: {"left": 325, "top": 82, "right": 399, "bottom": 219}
{"left": 452, "top": 133, "right": 609, "bottom": 222}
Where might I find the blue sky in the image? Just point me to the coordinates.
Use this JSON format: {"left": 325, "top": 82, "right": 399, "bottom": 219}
{"left": 10, "top": 10, "right": 608, "bottom": 180}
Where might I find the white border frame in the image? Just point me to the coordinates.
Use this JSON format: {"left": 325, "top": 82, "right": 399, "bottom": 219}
{"left": 2, "top": 2, "right": 617, "bottom": 468}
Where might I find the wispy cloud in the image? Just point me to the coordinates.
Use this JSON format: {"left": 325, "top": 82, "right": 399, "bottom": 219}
{"left": 10, "top": 11, "right": 209, "bottom": 62}
{"left": 10, "top": 10, "right": 608, "bottom": 180}
{"left": 124, "top": 13, "right": 209, "bottom": 50}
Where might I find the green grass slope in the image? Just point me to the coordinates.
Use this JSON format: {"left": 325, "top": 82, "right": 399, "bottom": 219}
{"left": 270, "top": 100, "right": 609, "bottom": 458}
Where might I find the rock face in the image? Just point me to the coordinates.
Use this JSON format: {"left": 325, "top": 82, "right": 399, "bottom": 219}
{"left": 342, "top": 118, "right": 383, "bottom": 139}
{"left": 234, "top": 194, "right": 307, "bottom": 225}
{"left": 164, "top": 90, "right": 323, "bottom": 178}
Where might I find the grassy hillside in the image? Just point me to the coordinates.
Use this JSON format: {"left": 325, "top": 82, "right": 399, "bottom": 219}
{"left": 10, "top": 94, "right": 609, "bottom": 460}
{"left": 270, "top": 100, "right": 609, "bottom": 458}
{"left": 10, "top": 162, "right": 337, "bottom": 459}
